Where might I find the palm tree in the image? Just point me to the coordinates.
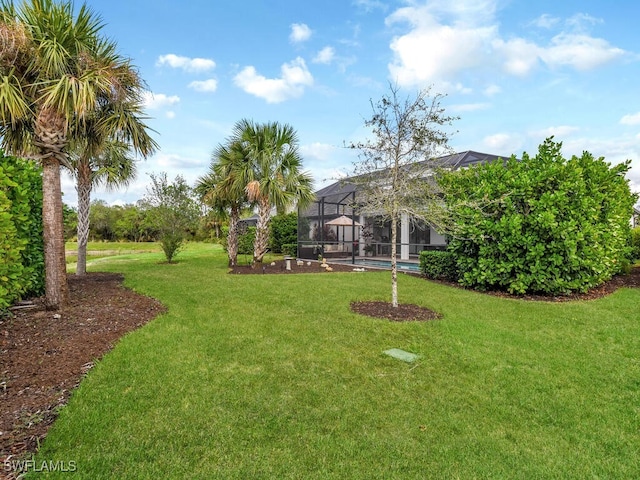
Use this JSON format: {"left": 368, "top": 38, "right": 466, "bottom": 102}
{"left": 0, "top": 0, "right": 154, "bottom": 308}
{"left": 195, "top": 141, "right": 251, "bottom": 267}
{"left": 68, "top": 140, "right": 136, "bottom": 276}
{"left": 234, "top": 120, "right": 314, "bottom": 266}
{"left": 69, "top": 97, "right": 156, "bottom": 276}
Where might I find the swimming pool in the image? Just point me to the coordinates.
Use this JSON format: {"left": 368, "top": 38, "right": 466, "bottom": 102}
{"left": 333, "top": 259, "right": 421, "bottom": 272}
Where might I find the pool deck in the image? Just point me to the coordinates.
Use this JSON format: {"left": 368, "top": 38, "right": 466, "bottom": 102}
{"left": 327, "top": 256, "right": 421, "bottom": 271}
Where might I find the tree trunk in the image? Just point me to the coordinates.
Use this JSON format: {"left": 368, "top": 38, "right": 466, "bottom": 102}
{"left": 252, "top": 198, "right": 271, "bottom": 266}
{"left": 42, "top": 158, "right": 68, "bottom": 310}
{"left": 227, "top": 205, "right": 239, "bottom": 267}
{"left": 390, "top": 215, "right": 398, "bottom": 308}
{"left": 35, "top": 106, "right": 69, "bottom": 309}
{"left": 75, "top": 161, "right": 92, "bottom": 276}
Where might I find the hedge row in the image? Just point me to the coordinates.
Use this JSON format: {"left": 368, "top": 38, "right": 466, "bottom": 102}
{"left": 435, "top": 138, "right": 637, "bottom": 295}
{"left": 0, "top": 152, "right": 44, "bottom": 310}
{"left": 419, "top": 250, "right": 457, "bottom": 282}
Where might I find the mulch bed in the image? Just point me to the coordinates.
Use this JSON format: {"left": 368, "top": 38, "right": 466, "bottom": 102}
{"left": 350, "top": 301, "right": 442, "bottom": 321}
{"left": 2, "top": 262, "right": 640, "bottom": 471}
{"left": 0, "top": 273, "right": 165, "bottom": 467}
{"left": 229, "top": 259, "right": 361, "bottom": 274}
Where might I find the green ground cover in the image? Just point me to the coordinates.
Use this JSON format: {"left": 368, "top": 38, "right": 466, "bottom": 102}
{"left": 64, "top": 241, "right": 161, "bottom": 268}
{"left": 33, "top": 244, "right": 640, "bottom": 478}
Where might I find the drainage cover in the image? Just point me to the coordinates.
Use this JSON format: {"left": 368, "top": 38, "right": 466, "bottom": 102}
{"left": 384, "top": 348, "right": 419, "bottom": 363}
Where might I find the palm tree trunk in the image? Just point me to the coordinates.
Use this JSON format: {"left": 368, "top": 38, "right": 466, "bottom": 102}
{"left": 252, "top": 198, "right": 271, "bottom": 266}
{"left": 75, "top": 162, "right": 92, "bottom": 275}
{"left": 390, "top": 215, "right": 398, "bottom": 308}
{"left": 227, "top": 205, "right": 239, "bottom": 267}
{"left": 42, "top": 157, "right": 68, "bottom": 310}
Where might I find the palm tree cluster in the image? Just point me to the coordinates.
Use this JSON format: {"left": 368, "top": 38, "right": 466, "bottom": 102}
{"left": 196, "top": 119, "right": 314, "bottom": 267}
{"left": 0, "top": 0, "right": 156, "bottom": 308}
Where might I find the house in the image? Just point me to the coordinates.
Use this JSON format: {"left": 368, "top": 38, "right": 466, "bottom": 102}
{"left": 297, "top": 150, "right": 506, "bottom": 260}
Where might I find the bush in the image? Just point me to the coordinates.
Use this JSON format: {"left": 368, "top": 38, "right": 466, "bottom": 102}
{"left": 160, "top": 232, "right": 184, "bottom": 263}
{"left": 281, "top": 243, "right": 297, "bottom": 257}
{"left": 238, "top": 227, "right": 256, "bottom": 255}
{"left": 0, "top": 187, "right": 23, "bottom": 309}
{"left": 440, "top": 138, "right": 638, "bottom": 295}
{"left": 219, "top": 225, "right": 229, "bottom": 251}
{"left": 631, "top": 226, "right": 640, "bottom": 262}
{"left": 419, "top": 250, "right": 458, "bottom": 281}
{"left": 142, "top": 173, "right": 200, "bottom": 263}
{"left": 269, "top": 213, "right": 298, "bottom": 253}
{"left": 0, "top": 153, "right": 44, "bottom": 309}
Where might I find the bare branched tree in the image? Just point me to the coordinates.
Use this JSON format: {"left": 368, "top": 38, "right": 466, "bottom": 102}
{"left": 349, "top": 83, "right": 459, "bottom": 307}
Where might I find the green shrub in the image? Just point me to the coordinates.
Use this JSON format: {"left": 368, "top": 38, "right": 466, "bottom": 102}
{"left": 269, "top": 213, "right": 298, "bottom": 253}
{"left": 160, "top": 232, "right": 183, "bottom": 263}
{"left": 440, "top": 138, "right": 638, "bottom": 295}
{"left": 142, "top": 173, "right": 200, "bottom": 263}
{"left": 238, "top": 227, "right": 256, "bottom": 255}
{"left": 281, "top": 243, "right": 297, "bottom": 257}
{"left": 219, "top": 225, "right": 229, "bottom": 251}
{"left": 631, "top": 226, "right": 640, "bottom": 262}
{"left": 0, "top": 153, "right": 44, "bottom": 309}
{"left": 419, "top": 250, "right": 458, "bottom": 281}
{"left": 0, "top": 187, "right": 24, "bottom": 309}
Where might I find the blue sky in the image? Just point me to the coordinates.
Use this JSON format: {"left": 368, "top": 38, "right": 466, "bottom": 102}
{"left": 62, "top": 0, "right": 640, "bottom": 206}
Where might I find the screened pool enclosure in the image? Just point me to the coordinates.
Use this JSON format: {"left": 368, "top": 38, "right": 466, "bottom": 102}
{"left": 297, "top": 151, "right": 505, "bottom": 262}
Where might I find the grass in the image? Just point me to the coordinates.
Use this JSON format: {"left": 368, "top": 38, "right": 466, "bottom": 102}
{"left": 32, "top": 244, "right": 640, "bottom": 478}
{"left": 64, "top": 241, "right": 162, "bottom": 268}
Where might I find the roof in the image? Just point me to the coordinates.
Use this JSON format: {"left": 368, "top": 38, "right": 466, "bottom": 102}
{"left": 314, "top": 150, "right": 508, "bottom": 199}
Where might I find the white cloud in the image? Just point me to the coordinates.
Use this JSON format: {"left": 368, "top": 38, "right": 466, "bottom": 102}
{"left": 482, "top": 133, "right": 524, "bottom": 154}
{"left": 314, "top": 46, "right": 335, "bottom": 64}
{"left": 531, "top": 14, "right": 560, "bottom": 29}
{"left": 155, "top": 153, "right": 205, "bottom": 170}
{"left": 541, "top": 34, "right": 625, "bottom": 71}
{"left": 621, "top": 113, "right": 640, "bottom": 126}
{"left": 450, "top": 103, "right": 490, "bottom": 113}
{"left": 156, "top": 54, "right": 216, "bottom": 73}
{"left": 387, "top": 5, "right": 495, "bottom": 87}
{"left": 353, "top": 0, "right": 388, "bottom": 13}
{"left": 386, "top": 2, "right": 628, "bottom": 87}
{"left": 566, "top": 13, "right": 602, "bottom": 32}
{"left": 300, "top": 142, "right": 337, "bottom": 162}
{"left": 530, "top": 125, "right": 580, "bottom": 139}
{"left": 484, "top": 84, "right": 501, "bottom": 96}
{"left": 290, "top": 23, "right": 312, "bottom": 43}
{"left": 188, "top": 79, "right": 219, "bottom": 93}
{"left": 165, "top": 111, "right": 176, "bottom": 119}
{"left": 300, "top": 142, "right": 355, "bottom": 187}
{"left": 143, "top": 92, "right": 180, "bottom": 110}
{"left": 492, "top": 37, "right": 541, "bottom": 76}
{"left": 234, "top": 57, "right": 314, "bottom": 103}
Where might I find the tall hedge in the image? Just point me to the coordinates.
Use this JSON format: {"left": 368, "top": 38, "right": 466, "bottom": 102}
{"left": 440, "top": 138, "right": 637, "bottom": 295}
{"left": 269, "top": 212, "right": 298, "bottom": 253}
{"left": 0, "top": 152, "right": 44, "bottom": 309}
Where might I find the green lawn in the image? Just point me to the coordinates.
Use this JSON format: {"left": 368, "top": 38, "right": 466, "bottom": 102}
{"left": 64, "top": 241, "right": 162, "bottom": 268}
{"left": 33, "top": 244, "right": 640, "bottom": 478}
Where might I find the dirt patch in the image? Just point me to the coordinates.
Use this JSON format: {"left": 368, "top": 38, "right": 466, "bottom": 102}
{"left": 350, "top": 301, "right": 442, "bottom": 321}
{"left": 0, "top": 273, "right": 165, "bottom": 467}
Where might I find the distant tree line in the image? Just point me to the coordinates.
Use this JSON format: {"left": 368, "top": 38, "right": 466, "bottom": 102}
{"left": 63, "top": 195, "right": 300, "bottom": 256}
